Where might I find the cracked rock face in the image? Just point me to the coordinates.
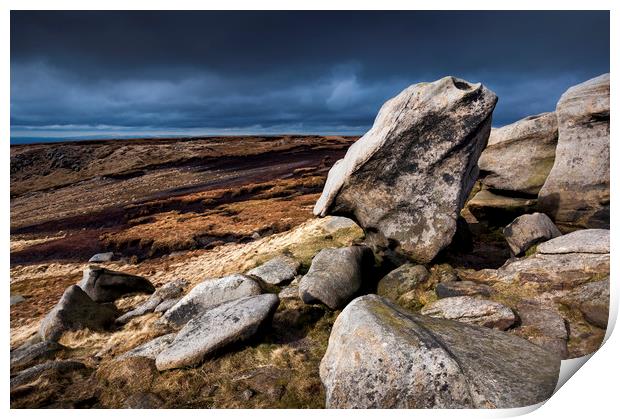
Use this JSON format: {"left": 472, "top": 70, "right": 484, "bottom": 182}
{"left": 320, "top": 295, "right": 560, "bottom": 408}
{"left": 538, "top": 73, "right": 610, "bottom": 230}
{"left": 314, "top": 76, "right": 498, "bottom": 263}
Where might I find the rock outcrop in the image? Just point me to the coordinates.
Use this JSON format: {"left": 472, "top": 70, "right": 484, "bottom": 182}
{"left": 420, "top": 296, "right": 516, "bottom": 330}
{"left": 247, "top": 255, "right": 300, "bottom": 285}
{"left": 160, "top": 274, "right": 262, "bottom": 328}
{"left": 298, "top": 245, "right": 373, "bottom": 309}
{"left": 503, "top": 212, "right": 562, "bottom": 256}
{"left": 478, "top": 112, "right": 558, "bottom": 195}
{"left": 156, "top": 294, "right": 279, "bottom": 371}
{"left": 39, "top": 285, "right": 118, "bottom": 342}
{"left": 320, "top": 295, "right": 560, "bottom": 408}
{"left": 538, "top": 73, "right": 610, "bottom": 230}
{"left": 79, "top": 266, "right": 155, "bottom": 303}
{"left": 314, "top": 76, "right": 498, "bottom": 263}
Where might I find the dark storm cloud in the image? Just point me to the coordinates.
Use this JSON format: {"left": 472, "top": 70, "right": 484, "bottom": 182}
{"left": 10, "top": 11, "right": 610, "bottom": 139}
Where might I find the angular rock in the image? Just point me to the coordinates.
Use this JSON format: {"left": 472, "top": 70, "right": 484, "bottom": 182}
{"left": 513, "top": 302, "right": 568, "bottom": 358}
{"left": 116, "top": 298, "right": 161, "bottom": 324}
{"left": 503, "top": 212, "right": 562, "bottom": 255}
{"left": 154, "top": 298, "right": 181, "bottom": 313}
{"left": 561, "top": 279, "right": 609, "bottom": 329}
{"left": 537, "top": 229, "right": 609, "bottom": 255}
{"left": 435, "top": 280, "right": 493, "bottom": 299}
{"left": 117, "top": 333, "right": 177, "bottom": 361}
{"left": 10, "top": 360, "right": 86, "bottom": 388}
{"left": 538, "top": 74, "right": 610, "bottom": 229}
{"left": 10, "top": 341, "right": 65, "bottom": 371}
{"left": 466, "top": 189, "right": 537, "bottom": 225}
{"left": 156, "top": 294, "right": 279, "bottom": 371}
{"left": 298, "top": 246, "right": 373, "bottom": 309}
{"left": 88, "top": 252, "right": 115, "bottom": 263}
{"left": 421, "top": 296, "right": 516, "bottom": 330}
{"left": 116, "top": 279, "right": 188, "bottom": 324}
{"left": 314, "top": 76, "right": 498, "bottom": 263}
{"left": 277, "top": 276, "right": 301, "bottom": 300}
{"left": 377, "top": 263, "right": 429, "bottom": 302}
{"left": 247, "top": 255, "right": 300, "bottom": 285}
{"left": 478, "top": 112, "right": 558, "bottom": 195}
{"left": 39, "top": 285, "right": 118, "bottom": 342}
{"left": 160, "top": 274, "right": 262, "bottom": 328}
{"left": 79, "top": 266, "right": 155, "bottom": 303}
{"left": 320, "top": 295, "right": 560, "bottom": 408}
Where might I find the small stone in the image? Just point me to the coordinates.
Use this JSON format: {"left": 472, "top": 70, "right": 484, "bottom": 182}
{"left": 503, "top": 213, "right": 562, "bottom": 256}
{"left": 10, "top": 295, "right": 25, "bottom": 305}
{"left": 88, "top": 252, "right": 115, "bottom": 263}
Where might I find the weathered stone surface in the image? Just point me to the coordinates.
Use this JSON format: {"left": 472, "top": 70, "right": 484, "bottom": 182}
{"left": 277, "top": 276, "right": 301, "bottom": 300}
{"left": 79, "top": 266, "right": 155, "bottom": 303}
{"left": 299, "top": 245, "right": 373, "bottom": 309}
{"left": 10, "top": 341, "right": 65, "bottom": 371}
{"left": 160, "top": 274, "right": 262, "bottom": 328}
{"left": 560, "top": 278, "right": 609, "bottom": 329}
{"left": 503, "top": 212, "right": 562, "bottom": 255}
{"left": 117, "top": 333, "right": 177, "bottom": 361}
{"left": 479, "top": 112, "right": 558, "bottom": 195}
{"left": 156, "top": 294, "right": 279, "bottom": 371}
{"left": 512, "top": 302, "right": 568, "bottom": 358}
{"left": 377, "top": 263, "right": 429, "bottom": 302}
{"left": 154, "top": 298, "right": 180, "bottom": 313}
{"left": 435, "top": 280, "right": 493, "bottom": 299}
{"left": 314, "top": 77, "right": 498, "bottom": 263}
{"left": 116, "top": 279, "right": 188, "bottom": 324}
{"left": 421, "top": 296, "right": 516, "bottom": 330}
{"left": 320, "top": 295, "right": 560, "bottom": 408}
{"left": 116, "top": 298, "right": 161, "bottom": 324}
{"left": 466, "top": 189, "right": 537, "bottom": 225}
{"left": 537, "top": 229, "right": 609, "bottom": 255}
{"left": 538, "top": 74, "right": 610, "bottom": 229}
{"left": 88, "top": 252, "right": 115, "bottom": 263}
{"left": 10, "top": 360, "right": 86, "bottom": 388}
{"left": 247, "top": 255, "right": 300, "bottom": 285}
{"left": 39, "top": 285, "right": 118, "bottom": 342}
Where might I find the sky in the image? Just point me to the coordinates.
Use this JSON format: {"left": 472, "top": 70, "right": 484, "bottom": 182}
{"left": 10, "top": 11, "right": 610, "bottom": 143}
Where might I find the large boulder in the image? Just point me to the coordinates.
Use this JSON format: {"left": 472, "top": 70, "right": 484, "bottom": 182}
{"left": 159, "top": 274, "right": 262, "bottom": 328}
{"left": 39, "top": 285, "right": 118, "bottom": 342}
{"left": 420, "top": 296, "right": 516, "bottom": 330}
{"left": 503, "top": 212, "right": 562, "bottom": 256}
{"left": 478, "top": 112, "right": 558, "bottom": 195}
{"left": 79, "top": 266, "right": 155, "bottom": 303}
{"left": 314, "top": 76, "right": 498, "bottom": 263}
{"left": 156, "top": 294, "right": 279, "bottom": 371}
{"left": 538, "top": 74, "right": 610, "bottom": 230}
{"left": 320, "top": 295, "right": 560, "bottom": 408}
{"left": 298, "top": 245, "right": 373, "bottom": 309}
{"left": 247, "top": 255, "right": 300, "bottom": 285}
{"left": 537, "top": 228, "right": 609, "bottom": 254}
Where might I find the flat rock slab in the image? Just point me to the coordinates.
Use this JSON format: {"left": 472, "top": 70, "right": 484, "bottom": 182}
{"left": 320, "top": 295, "right": 560, "bottom": 408}
{"left": 117, "top": 333, "right": 177, "bottom": 361}
{"left": 10, "top": 360, "right": 86, "bottom": 388}
{"left": 435, "top": 280, "right": 493, "bottom": 299}
{"left": 537, "top": 229, "right": 609, "bottom": 254}
{"left": 116, "top": 279, "right": 188, "bottom": 324}
{"left": 156, "top": 294, "right": 279, "bottom": 371}
{"left": 299, "top": 246, "right": 373, "bottom": 309}
{"left": 11, "top": 341, "right": 65, "bottom": 371}
{"left": 39, "top": 285, "right": 118, "bottom": 342}
{"left": 160, "top": 274, "right": 262, "bottom": 328}
{"left": 79, "top": 266, "right": 155, "bottom": 303}
{"left": 421, "top": 296, "right": 516, "bottom": 330}
{"left": 314, "top": 76, "right": 497, "bottom": 263}
{"left": 466, "top": 189, "right": 538, "bottom": 226}
{"left": 247, "top": 255, "right": 300, "bottom": 285}
{"left": 503, "top": 212, "right": 562, "bottom": 255}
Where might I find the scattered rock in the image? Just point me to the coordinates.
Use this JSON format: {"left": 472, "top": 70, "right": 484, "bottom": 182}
{"left": 123, "top": 392, "right": 165, "bottom": 409}
{"left": 538, "top": 73, "right": 610, "bottom": 229}
{"left": 466, "top": 189, "right": 537, "bottom": 225}
{"left": 320, "top": 295, "right": 560, "bottom": 408}
{"left": 154, "top": 298, "right": 181, "bottom": 313}
{"left": 503, "top": 212, "right": 562, "bottom": 255}
{"left": 377, "top": 263, "right": 429, "bottom": 302}
{"left": 160, "top": 274, "right": 262, "bottom": 328}
{"left": 88, "top": 252, "right": 115, "bottom": 263}
{"left": 478, "top": 112, "right": 558, "bottom": 195}
{"left": 314, "top": 76, "right": 498, "bottom": 263}
{"left": 537, "top": 229, "right": 609, "bottom": 254}
{"left": 298, "top": 245, "right": 373, "bottom": 309}
{"left": 10, "top": 294, "right": 25, "bottom": 305}
{"left": 79, "top": 266, "right": 155, "bottom": 303}
{"left": 421, "top": 296, "right": 516, "bottom": 330}
{"left": 560, "top": 278, "right": 609, "bottom": 328}
{"left": 39, "top": 285, "right": 118, "bottom": 342}
{"left": 512, "top": 302, "right": 568, "bottom": 358}
{"left": 435, "top": 281, "right": 493, "bottom": 299}
{"left": 116, "top": 279, "right": 188, "bottom": 324}
{"left": 10, "top": 341, "right": 65, "bottom": 371}
{"left": 10, "top": 360, "right": 86, "bottom": 388}
{"left": 117, "top": 333, "right": 177, "bottom": 361}
{"left": 156, "top": 294, "right": 279, "bottom": 371}
{"left": 247, "top": 255, "right": 300, "bottom": 285}
{"left": 116, "top": 298, "right": 161, "bottom": 324}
